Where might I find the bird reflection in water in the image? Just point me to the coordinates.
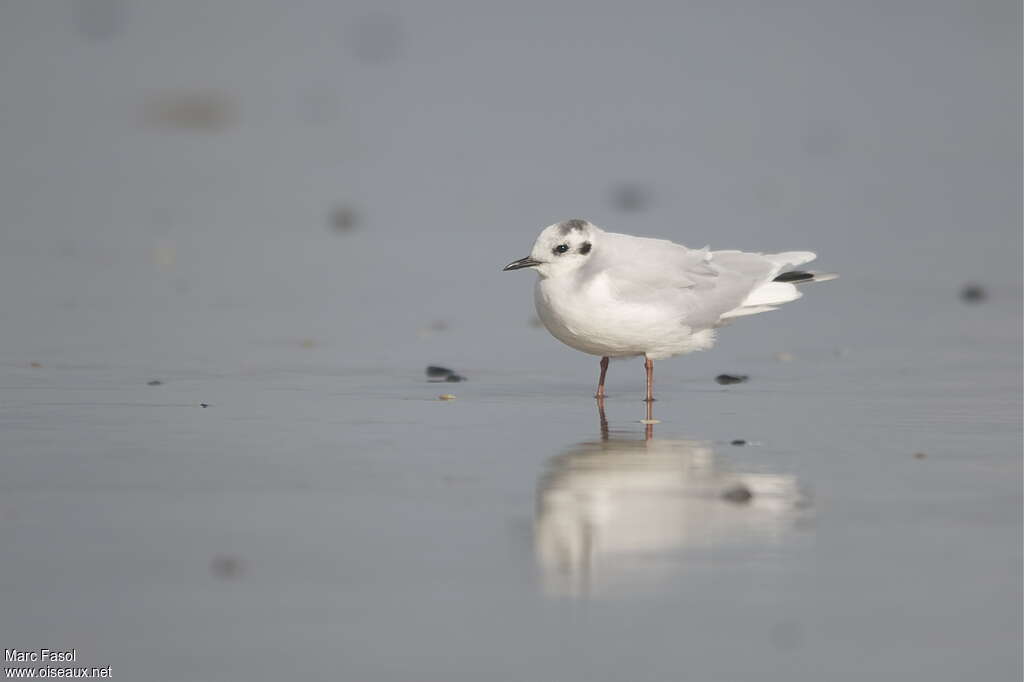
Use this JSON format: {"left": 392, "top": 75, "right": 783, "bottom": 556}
{"left": 535, "top": 398, "right": 808, "bottom": 598}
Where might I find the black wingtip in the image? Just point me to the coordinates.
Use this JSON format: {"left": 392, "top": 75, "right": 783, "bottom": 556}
{"left": 774, "top": 271, "right": 815, "bottom": 282}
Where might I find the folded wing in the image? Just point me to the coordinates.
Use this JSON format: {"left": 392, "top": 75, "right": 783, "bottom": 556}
{"left": 591, "top": 232, "right": 819, "bottom": 329}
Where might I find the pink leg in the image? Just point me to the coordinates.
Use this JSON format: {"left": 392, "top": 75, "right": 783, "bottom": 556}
{"left": 596, "top": 396, "right": 609, "bottom": 440}
{"left": 594, "top": 356, "right": 610, "bottom": 399}
{"left": 644, "top": 382, "right": 655, "bottom": 440}
{"left": 644, "top": 356, "right": 655, "bottom": 403}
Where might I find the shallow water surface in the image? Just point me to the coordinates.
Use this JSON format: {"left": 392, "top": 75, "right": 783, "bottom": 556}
{"left": 1, "top": 285, "right": 1019, "bottom": 681}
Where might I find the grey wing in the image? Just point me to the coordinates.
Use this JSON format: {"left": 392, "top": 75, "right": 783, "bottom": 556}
{"left": 681, "top": 250, "right": 777, "bottom": 328}
{"left": 588, "top": 232, "right": 716, "bottom": 299}
{"left": 591, "top": 234, "right": 796, "bottom": 329}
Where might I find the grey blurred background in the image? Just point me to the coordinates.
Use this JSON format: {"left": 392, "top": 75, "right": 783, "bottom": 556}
{"left": 0, "top": 0, "right": 1019, "bottom": 370}
{"left": 0, "top": 2, "right": 1020, "bottom": 681}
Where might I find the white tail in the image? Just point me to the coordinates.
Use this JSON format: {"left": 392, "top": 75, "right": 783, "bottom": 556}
{"left": 719, "top": 251, "right": 835, "bottom": 321}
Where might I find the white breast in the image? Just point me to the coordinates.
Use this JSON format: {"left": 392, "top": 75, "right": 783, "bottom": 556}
{"left": 534, "top": 274, "right": 716, "bottom": 359}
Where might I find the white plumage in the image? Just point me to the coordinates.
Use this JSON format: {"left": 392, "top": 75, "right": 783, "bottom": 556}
{"left": 503, "top": 219, "right": 835, "bottom": 399}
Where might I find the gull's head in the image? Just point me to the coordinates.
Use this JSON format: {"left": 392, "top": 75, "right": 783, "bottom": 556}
{"left": 503, "top": 219, "right": 599, "bottom": 278}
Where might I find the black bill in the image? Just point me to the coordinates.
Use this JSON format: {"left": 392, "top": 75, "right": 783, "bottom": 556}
{"left": 502, "top": 257, "right": 542, "bottom": 271}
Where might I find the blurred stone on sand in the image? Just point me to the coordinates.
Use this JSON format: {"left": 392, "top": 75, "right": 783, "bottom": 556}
{"left": 143, "top": 90, "right": 237, "bottom": 132}
{"left": 329, "top": 205, "right": 359, "bottom": 233}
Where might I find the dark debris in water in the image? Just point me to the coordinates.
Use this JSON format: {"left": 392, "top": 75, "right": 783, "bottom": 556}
{"left": 913, "top": 452, "right": 927, "bottom": 460}
{"left": 730, "top": 439, "right": 747, "bottom": 446}
{"left": 721, "top": 484, "right": 754, "bottom": 504}
{"left": 715, "top": 374, "right": 749, "bottom": 385}
{"left": 329, "top": 205, "right": 359, "bottom": 233}
{"left": 200, "top": 403, "right": 209, "bottom": 408}
{"left": 143, "top": 90, "right": 237, "bottom": 132}
{"left": 960, "top": 283, "right": 987, "bottom": 303}
{"left": 147, "top": 379, "right": 163, "bottom": 386}
{"left": 210, "top": 555, "right": 244, "bottom": 580}
{"left": 427, "top": 366, "right": 467, "bottom": 382}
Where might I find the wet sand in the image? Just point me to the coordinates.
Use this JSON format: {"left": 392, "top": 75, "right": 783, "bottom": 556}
{"left": 0, "top": 279, "right": 1019, "bottom": 681}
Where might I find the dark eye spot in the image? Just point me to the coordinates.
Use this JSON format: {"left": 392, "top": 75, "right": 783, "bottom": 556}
{"left": 579, "top": 242, "right": 591, "bottom": 255}
{"left": 553, "top": 243, "right": 569, "bottom": 255}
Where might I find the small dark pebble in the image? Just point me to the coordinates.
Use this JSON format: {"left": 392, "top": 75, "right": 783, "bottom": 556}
{"left": 200, "top": 403, "right": 209, "bottom": 408}
{"left": 30, "top": 362, "right": 42, "bottom": 368}
{"left": 960, "top": 283, "right": 987, "bottom": 303}
{"left": 730, "top": 439, "right": 747, "bottom": 446}
{"left": 144, "top": 90, "right": 236, "bottom": 132}
{"left": 426, "top": 366, "right": 454, "bottom": 378}
{"left": 329, "top": 205, "right": 359, "bottom": 233}
{"left": 716, "top": 374, "right": 749, "bottom": 385}
{"left": 210, "top": 555, "right": 244, "bottom": 579}
{"left": 445, "top": 374, "right": 465, "bottom": 383}
{"left": 721, "top": 484, "right": 754, "bottom": 504}
{"left": 147, "top": 379, "right": 163, "bottom": 386}
{"left": 913, "top": 452, "right": 927, "bottom": 460}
